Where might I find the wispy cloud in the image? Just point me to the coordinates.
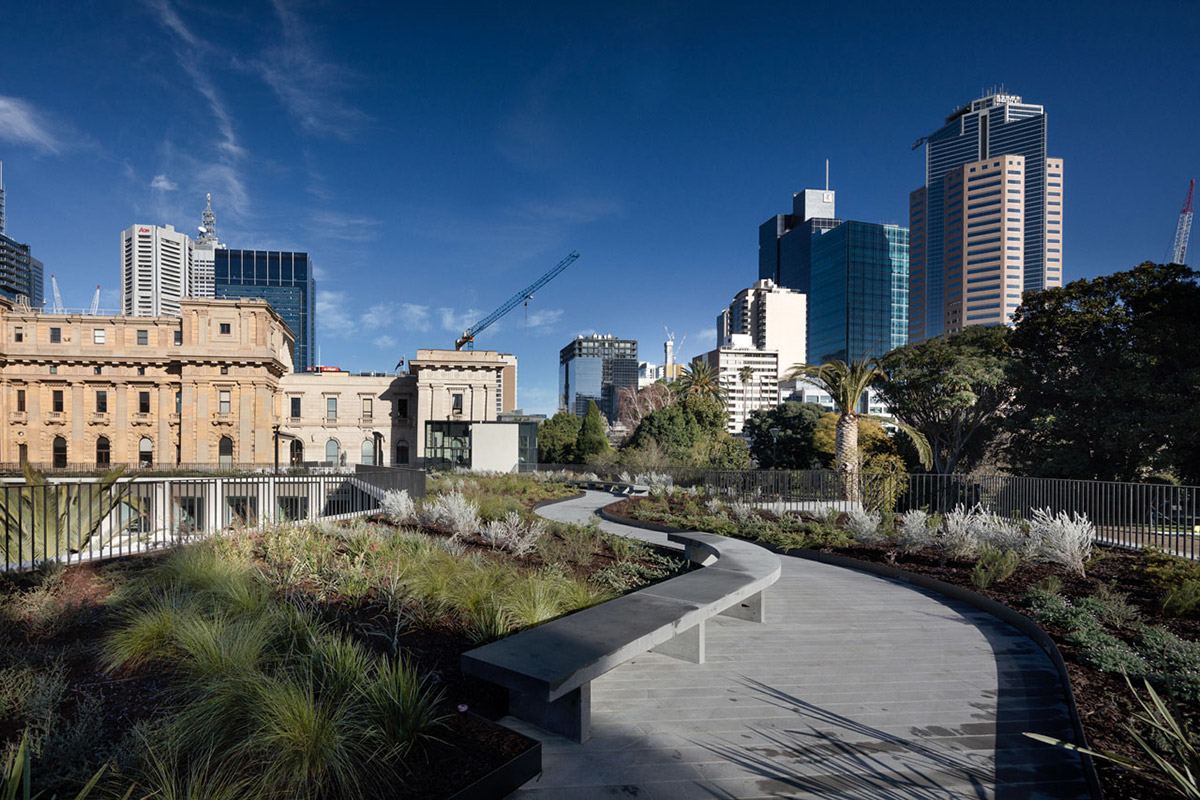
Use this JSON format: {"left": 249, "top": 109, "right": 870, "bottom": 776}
{"left": 361, "top": 302, "right": 432, "bottom": 333}
{"left": 317, "top": 290, "right": 353, "bottom": 335}
{"left": 0, "top": 95, "right": 64, "bottom": 154}
{"left": 150, "top": 174, "right": 178, "bottom": 191}
{"left": 439, "top": 307, "right": 484, "bottom": 334}
{"left": 372, "top": 335, "right": 397, "bottom": 350}
{"left": 313, "top": 211, "right": 381, "bottom": 242}
{"left": 522, "top": 308, "right": 563, "bottom": 330}
{"left": 252, "top": 0, "right": 368, "bottom": 139}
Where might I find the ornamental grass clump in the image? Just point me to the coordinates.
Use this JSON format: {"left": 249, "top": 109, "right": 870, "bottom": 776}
{"left": 1030, "top": 507, "right": 1095, "bottom": 576}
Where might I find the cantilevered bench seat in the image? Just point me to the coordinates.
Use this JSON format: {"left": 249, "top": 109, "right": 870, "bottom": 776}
{"left": 461, "top": 529, "right": 781, "bottom": 742}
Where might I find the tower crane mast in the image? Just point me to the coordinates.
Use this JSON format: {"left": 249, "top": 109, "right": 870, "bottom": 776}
{"left": 455, "top": 251, "right": 580, "bottom": 350}
{"left": 1172, "top": 179, "right": 1194, "bottom": 266}
{"left": 50, "top": 275, "right": 64, "bottom": 314}
{"left": 89, "top": 285, "right": 101, "bottom": 315}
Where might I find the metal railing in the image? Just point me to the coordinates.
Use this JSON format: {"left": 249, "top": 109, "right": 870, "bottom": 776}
{"left": 526, "top": 465, "right": 1200, "bottom": 559}
{"left": 1, "top": 466, "right": 426, "bottom": 573}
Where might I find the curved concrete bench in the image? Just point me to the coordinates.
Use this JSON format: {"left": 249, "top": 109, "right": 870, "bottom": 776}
{"left": 461, "top": 529, "right": 781, "bottom": 742}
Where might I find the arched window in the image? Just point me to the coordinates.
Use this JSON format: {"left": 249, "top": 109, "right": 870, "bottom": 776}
{"left": 218, "top": 436, "right": 234, "bottom": 468}
{"left": 95, "top": 437, "right": 111, "bottom": 467}
{"left": 289, "top": 439, "right": 304, "bottom": 466}
{"left": 325, "top": 438, "right": 340, "bottom": 466}
{"left": 138, "top": 437, "right": 154, "bottom": 468}
{"left": 361, "top": 439, "right": 375, "bottom": 466}
{"left": 52, "top": 436, "right": 67, "bottom": 469}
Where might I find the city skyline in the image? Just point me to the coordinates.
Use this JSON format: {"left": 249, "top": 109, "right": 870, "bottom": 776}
{"left": 1, "top": 2, "right": 1197, "bottom": 415}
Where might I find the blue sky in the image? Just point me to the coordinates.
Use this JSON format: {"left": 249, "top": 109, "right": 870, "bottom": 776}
{"left": 2, "top": 1, "right": 1198, "bottom": 415}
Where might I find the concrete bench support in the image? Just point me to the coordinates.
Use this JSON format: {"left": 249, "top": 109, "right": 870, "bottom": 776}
{"left": 650, "top": 620, "right": 705, "bottom": 663}
{"left": 719, "top": 588, "right": 767, "bottom": 623}
{"left": 509, "top": 684, "right": 591, "bottom": 743}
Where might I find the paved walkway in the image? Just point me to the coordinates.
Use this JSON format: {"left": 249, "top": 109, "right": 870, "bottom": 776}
{"left": 506, "top": 491, "right": 1089, "bottom": 799}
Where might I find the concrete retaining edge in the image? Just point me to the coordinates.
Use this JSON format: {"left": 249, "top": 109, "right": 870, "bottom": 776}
{"left": 598, "top": 502, "right": 1104, "bottom": 800}
{"left": 447, "top": 714, "right": 542, "bottom": 800}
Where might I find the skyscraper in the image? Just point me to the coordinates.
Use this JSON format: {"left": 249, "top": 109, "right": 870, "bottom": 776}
{"left": 191, "top": 193, "right": 222, "bottom": 298}
{"left": 808, "top": 221, "right": 909, "bottom": 364}
{"left": 214, "top": 249, "right": 316, "bottom": 372}
{"left": 909, "top": 90, "right": 1064, "bottom": 341}
{"left": 759, "top": 188, "right": 840, "bottom": 293}
{"left": 558, "top": 334, "right": 638, "bottom": 424}
{"left": 716, "top": 278, "right": 807, "bottom": 374}
{"left": 121, "top": 224, "right": 193, "bottom": 317}
{"left": 0, "top": 161, "right": 6, "bottom": 236}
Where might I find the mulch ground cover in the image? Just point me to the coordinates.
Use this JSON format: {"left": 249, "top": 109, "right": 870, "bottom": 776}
{"left": 614, "top": 495, "right": 1198, "bottom": 799}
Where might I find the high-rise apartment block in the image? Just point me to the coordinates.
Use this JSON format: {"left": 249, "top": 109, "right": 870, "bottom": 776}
{"left": 191, "top": 194, "right": 222, "bottom": 298}
{"left": 121, "top": 224, "right": 193, "bottom": 317}
{"left": 698, "top": 334, "right": 779, "bottom": 434}
{"left": 808, "top": 221, "right": 909, "bottom": 364}
{"left": 214, "top": 249, "right": 316, "bottom": 372}
{"left": 717, "top": 278, "right": 806, "bottom": 374}
{"left": 909, "top": 91, "right": 1064, "bottom": 341}
{"left": 558, "top": 334, "right": 638, "bottom": 424}
{"left": 759, "top": 188, "right": 840, "bottom": 293}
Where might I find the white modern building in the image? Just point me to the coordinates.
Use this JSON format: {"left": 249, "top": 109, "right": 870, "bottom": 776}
{"left": 779, "top": 376, "right": 892, "bottom": 419}
{"left": 638, "top": 361, "right": 664, "bottom": 388}
{"left": 717, "top": 278, "right": 806, "bottom": 375}
{"left": 121, "top": 224, "right": 193, "bottom": 317}
{"left": 699, "top": 334, "right": 780, "bottom": 434}
{"left": 190, "top": 194, "right": 221, "bottom": 299}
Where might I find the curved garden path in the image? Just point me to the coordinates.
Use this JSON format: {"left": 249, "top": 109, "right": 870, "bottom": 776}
{"left": 507, "top": 490, "right": 1091, "bottom": 799}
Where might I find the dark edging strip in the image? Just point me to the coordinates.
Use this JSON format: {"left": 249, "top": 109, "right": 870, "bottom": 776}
{"left": 447, "top": 714, "right": 542, "bottom": 800}
{"left": 599, "top": 504, "right": 1103, "bottom": 800}
{"left": 530, "top": 489, "right": 586, "bottom": 511}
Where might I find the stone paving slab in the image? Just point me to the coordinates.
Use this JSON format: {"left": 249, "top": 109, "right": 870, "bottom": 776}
{"left": 510, "top": 491, "right": 1089, "bottom": 799}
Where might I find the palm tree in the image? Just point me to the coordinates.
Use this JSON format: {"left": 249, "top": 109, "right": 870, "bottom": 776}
{"left": 738, "top": 365, "right": 755, "bottom": 431}
{"left": 786, "top": 358, "right": 931, "bottom": 502}
{"left": 676, "top": 361, "right": 723, "bottom": 400}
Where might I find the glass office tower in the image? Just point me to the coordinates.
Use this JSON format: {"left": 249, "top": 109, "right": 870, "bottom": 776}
{"left": 558, "top": 334, "right": 638, "bottom": 424}
{"left": 808, "top": 221, "right": 909, "bottom": 364}
{"left": 214, "top": 249, "right": 316, "bottom": 371}
{"left": 0, "top": 233, "right": 43, "bottom": 308}
{"left": 758, "top": 188, "right": 840, "bottom": 293}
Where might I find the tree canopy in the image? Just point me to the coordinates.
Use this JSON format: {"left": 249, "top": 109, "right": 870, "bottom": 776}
{"left": 537, "top": 412, "right": 581, "bottom": 464}
{"left": 575, "top": 400, "right": 611, "bottom": 461}
{"left": 625, "top": 393, "right": 748, "bottom": 468}
{"left": 744, "top": 401, "right": 825, "bottom": 469}
{"left": 1003, "top": 262, "right": 1200, "bottom": 482}
{"left": 875, "top": 325, "right": 1011, "bottom": 474}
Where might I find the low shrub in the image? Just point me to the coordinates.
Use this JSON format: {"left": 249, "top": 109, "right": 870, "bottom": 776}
{"left": 1163, "top": 580, "right": 1200, "bottom": 618}
{"left": 1145, "top": 550, "right": 1200, "bottom": 617}
{"left": 481, "top": 511, "right": 545, "bottom": 557}
{"left": 936, "top": 504, "right": 980, "bottom": 560}
{"left": 381, "top": 490, "right": 417, "bottom": 525}
{"left": 845, "top": 508, "right": 884, "bottom": 545}
{"left": 419, "top": 491, "right": 480, "bottom": 538}
{"left": 971, "top": 546, "right": 1021, "bottom": 589}
{"left": 1139, "top": 625, "right": 1200, "bottom": 703}
{"left": 1030, "top": 507, "right": 1094, "bottom": 576}
{"left": 893, "top": 509, "right": 933, "bottom": 554}
{"left": 1078, "top": 586, "right": 1141, "bottom": 629}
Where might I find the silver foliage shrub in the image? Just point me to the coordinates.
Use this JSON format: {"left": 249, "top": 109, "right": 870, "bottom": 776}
{"left": 1030, "top": 507, "right": 1095, "bottom": 575}
{"left": 894, "top": 509, "right": 933, "bottom": 554}
{"left": 729, "top": 502, "right": 757, "bottom": 523}
{"left": 419, "top": 490, "right": 480, "bottom": 538}
{"left": 937, "top": 504, "right": 980, "bottom": 559}
{"left": 704, "top": 498, "right": 725, "bottom": 516}
{"left": 976, "top": 511, "right": 1034, "bottom": 558}
{"left": 846, "top": 508, "right": 884, "bottom": 545}
{"left": 381, "top": 490, "right": 417, "bottom": 525}
{"left": 481, "top": 511, "right": 545, "bottom": 556}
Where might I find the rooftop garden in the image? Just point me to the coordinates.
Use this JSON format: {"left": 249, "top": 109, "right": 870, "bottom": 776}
{"left": 0, "top": 472, "right": 684, "bottom": 798}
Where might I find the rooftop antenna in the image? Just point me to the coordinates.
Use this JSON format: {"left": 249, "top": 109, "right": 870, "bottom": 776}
{"left": 825, "top": 159, "right": 829, "bottom": 191}
{"left": 198, "top": 192, "right": 217, "bottom": 243}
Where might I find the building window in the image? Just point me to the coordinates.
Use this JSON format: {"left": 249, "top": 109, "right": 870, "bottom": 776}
{"left": 174, "top": 330, "right": 183, "bottom": 346}
{"left": 93, "top": 329, "right": 106, "bottom": 344}
{"left": 325, "top": 438, "right": 340, "bottom": 465}
{"left": 397, "top": 398, "right": 409, "bottom": 419}
{"left": 175, "top": 391, "right": 182, "bottom": 415}
{"left": 452, "top": 393, "right": 463, "bottom": 414}
{"left": 326, "top": 396, "right": 337, "bottom": 422}
{"left": 218, "top": 436, "right": 234, "bottom": 468}
{"left": 290, "top": 397, "right": 301, "bottom": 418}
{"left": 289, "top": 439, "right": 304, "bottom": 466}
{"left": 18, "top": 443, "right": 27, "bottom": 465}
{"left": 139, "top": 391, "right": 151, "bottom": 414}
{"left": 220, "top": 365, "right": 229, "bottom": 375}
{"left": 137, "top": 366, "right": 146, "bottom": 376}
{"left": 137, "top": 329, "right": 148, "bottom": 346}
{"left": 52, "top": 390, "right": 64, "bottom": 413}
{"left": 14, "top": 327, "right": 23, "bottom": 342}
{"left": 94, "top": 365, "right": 102, "bottom": 375}
{"left": 48, "top": 365, "right": 57, "bottom": 375}
{"left": 52, "top": 436, "right": 67, "bottom": 469}
{"left": 218, "top": 390, "right": 231, "bottom": 415}
{"left": 219, "top": 323, "right": 231, "bottom": 335}
{"left": 396, "top": 444, "right": 409, "bottom": 464}
{"left": 139, "top": 437, "right": 154, "bottom": 467}
{"left": 362, "top": 397, "right": 373, "bottom": 420}
{"left": 96, "top": 390, "right": 108, "bottom": 414}
{"left": 361, "top": 439, "right": 376, "bottom": 466}
{"left": 16, "top": 389, "right": 25, "bottom": 413}
{"left": 50, "top": 327, "right": 61, "bottom": 343}
{"left": 95, "top": 437, "right": 111, "bottom": 467}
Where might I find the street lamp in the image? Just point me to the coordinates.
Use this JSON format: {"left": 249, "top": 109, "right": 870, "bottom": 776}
{"left": 272, "top": 424, "right": 281, "bottom": 474}
{"left": 769, "top": 427, "right": 782, "bottom": 469}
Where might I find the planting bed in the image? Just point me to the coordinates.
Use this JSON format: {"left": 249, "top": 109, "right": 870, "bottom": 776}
{"left": 612, "top": 493, "right": 1200, "bottom": 800}
{"left": 0, "top": 474, "right": 684, "bottom": 799}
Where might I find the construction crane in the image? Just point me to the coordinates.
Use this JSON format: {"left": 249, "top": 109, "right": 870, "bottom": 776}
{"left": 455, "top": 251, "right": 580, "bottom": 350}
{"left": 1171, "top": 179, "right": 1195, "bottom": 266}
{"left": 89, "top": 285, "right": 101, "bottom": 315}
{"left": 50, "top": 275, "right": 64, "bottom": 314}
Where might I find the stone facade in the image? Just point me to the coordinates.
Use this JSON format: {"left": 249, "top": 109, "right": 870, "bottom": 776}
{"left": 410, "top": 348, "right": 517, "bottom": 456}
{"left": 0, "top": 297, "right": 293, "bottom": 468}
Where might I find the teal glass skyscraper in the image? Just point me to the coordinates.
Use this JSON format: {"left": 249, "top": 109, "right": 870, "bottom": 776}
{"left": 808, "top": 221, "right": 909, "bottom": 364}
{"left": 214, "top": 249, "right": 316, "bottom": 371}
